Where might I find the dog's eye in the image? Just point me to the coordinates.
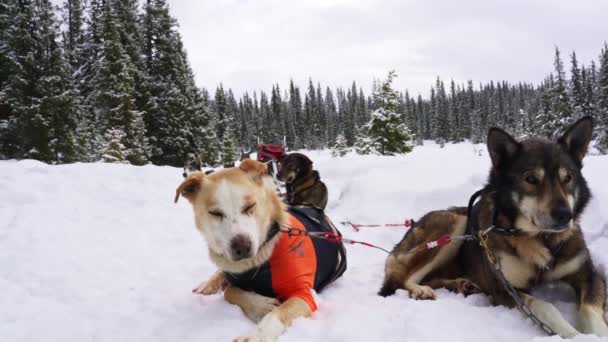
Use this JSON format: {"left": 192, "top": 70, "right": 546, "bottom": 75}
{"left": 208, "top": 210, "right": 225, "bottom": 218}
{"left": 563, "top": 174, "right": 572, "bottom": 184}
{"left": 525, "top": 175, "right": 539, "bottom": 185}
{"left": 242, "top": 203, "right": 256, "bottom": 215}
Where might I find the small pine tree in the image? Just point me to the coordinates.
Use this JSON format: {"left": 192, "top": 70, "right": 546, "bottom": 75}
{"left": 331, "top": 134, "right": 349, "bottom": 157}
{"left": 354, "top": 129, "right": 375, "bottom": 155}
{"left": 361, "top": 71, "right": 415, "bottom": 155}
{"left": 596, "top": 43, "right": 608, "bottom": 152}
{"left": 102, "top": 127, "right": 128, "bottom": 163}
{"left": 365, "top": 109, "right": 415, "bottom": 155}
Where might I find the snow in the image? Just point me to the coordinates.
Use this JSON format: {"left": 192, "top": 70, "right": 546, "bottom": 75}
{"left": 1, "top": 142, "right": 608, "bottom": 342}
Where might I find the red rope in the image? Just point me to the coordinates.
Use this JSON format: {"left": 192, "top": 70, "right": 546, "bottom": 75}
{"left": 341, "top": 219, "right": 415, "bottom": 232}
{"left": 279, "top": 225, "right": 391, "bottom": 253}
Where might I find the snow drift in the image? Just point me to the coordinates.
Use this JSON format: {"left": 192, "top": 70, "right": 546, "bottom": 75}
{"left": 1, "top": 142, "right": 608, "bottom": 341}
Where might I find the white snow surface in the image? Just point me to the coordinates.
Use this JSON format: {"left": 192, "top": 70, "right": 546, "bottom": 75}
{"left": 2, "top": 142, "right": 608, "bottom": 342}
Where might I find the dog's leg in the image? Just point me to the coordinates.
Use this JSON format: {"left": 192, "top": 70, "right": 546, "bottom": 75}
{"left": 380, "top": 212, "right": 467, "bottom": 300}
{"left": 564, "top": 262, "right": 608, "bottom": 336}
{"left": 424, "top": 278, "right": 481, "bottom": 296}
{"left": 224, "top": 286, "right": 280, "bottom": 323}
{"left": 234, "top": 297, "right": 311, "bottom": 342}
{"left": 518, "top": 292, "right": 579, "bottom": 338}
{"left": 378, "top": 254, "right": 407, "bottom": 297}
{"left": 192, "top": 269, "right": 226, "bottom": 295}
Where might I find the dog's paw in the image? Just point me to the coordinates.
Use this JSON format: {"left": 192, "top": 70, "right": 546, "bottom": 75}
{"left": 406, "top": 284, "right": 436, "bottom": 300}
{"left": 243, "top": 296, "right": 280, "bottom": 323}
{"left": 192, "top": 280, "right": 221, "bottom": 295}
{"left": 531, "top": 247, "right": 553, "bottom": 269}
{"left": 233, "top": 332, "right": 275, "bottom": 342}
{"left": 454, "top": 278, "right": 481, "bottom": 295}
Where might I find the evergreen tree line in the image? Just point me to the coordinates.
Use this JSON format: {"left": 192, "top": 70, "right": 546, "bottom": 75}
{"left": 1, "top": 1, "right": 608, "bottom": 166}
{"left": 222, "top": 46, "right": 608, "bottom": 155}
{"left": 0, "top": 0, "right": 216, "bottom": 166}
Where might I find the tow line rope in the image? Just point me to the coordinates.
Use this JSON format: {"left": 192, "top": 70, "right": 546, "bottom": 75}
{"left": 340, "top": 219, "right": 415, "bottom": 232}
{"left": 279, "top": 224, "right": 476, "bottom": 255}
{"left": 279, "top": 224, "right": 391, "bottom": 254}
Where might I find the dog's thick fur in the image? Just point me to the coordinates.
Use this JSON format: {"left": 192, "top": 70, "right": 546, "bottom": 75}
{"left": 379, "top": 117, "right": 608, "bottom": 338}
{"left": 175, "top": 160, "right": 311, "bottom": 341}
{"left": 277, "top": 153, "right": 328, "bottom": 210}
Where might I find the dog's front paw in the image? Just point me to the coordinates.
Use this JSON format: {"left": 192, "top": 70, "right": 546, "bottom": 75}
{"left": 530, "top": 247, "right": 552, "bottom": 269}
{"left": 233, "top": 331, "right": 276, "bottom": 342}
{"left": 243, "top": 296, "right": 280, "bottom": 322}
{"left": 405, "top": 283, "right": 436, "bottom": 300}
{"left": 192, "top": 280, "right": 222, "bottom": 295}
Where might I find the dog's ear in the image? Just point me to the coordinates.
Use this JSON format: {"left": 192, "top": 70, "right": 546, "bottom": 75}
{"left": 174, "top": 172, "right": 204, "bottom": 204}
{"left": 239, "top": 159, "right": 268, "bottom": 183}
{"left": 301, "top": 154, "right": 313, "bottom": 168}
{"left": 487, "top": 127, "right": 520, "bottom": 168}
{"left": 558, "top": 116, "right": 593, "bottom": 164}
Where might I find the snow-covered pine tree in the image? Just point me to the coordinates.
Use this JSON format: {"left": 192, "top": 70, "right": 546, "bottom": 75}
{"left": 142, "top": 0, "right": 210, "bottom": 166}
{"left": 569, "top": 52, "right": 585, "bottom": 120}
{"left": 325, "top": 87, "right": 338, "bottom": 146}
{"left": 358, "top": 71, "right": 414, "bottom": 155}
{"left": 61, "top": 0, "right": 97, "bottom": 161}
{"left": 354, "top": 128, "right": 375, "bottom": 155}
{"left": 331, "top": 134, "right": 349, "bottom": 157}
{"left": 102, "top": 127, "right": 128, "bottom": 163}
{"left": 288, "top": 80, "right": 303, "bottom": 149}
{"left": 113, "top": 0, "right": 149, "bottom": 118}
{"left": 212, "top": 85, "right": 240, "bottom": 164}
{"left": 0, "top": 0, "right": 81, "bottom": 163}
{"left": 597, "top": 43, "right": 608, "bottom": 152}
{"left": 92, "top": 1, "right": 147, "bottom": 165}
{"left": 539, "top": 48, "right": 572, "bottom": 138}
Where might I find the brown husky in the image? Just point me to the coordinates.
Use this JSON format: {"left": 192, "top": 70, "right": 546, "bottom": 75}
{"left": 379, "top": 117, "right": 608, "bottom": 338}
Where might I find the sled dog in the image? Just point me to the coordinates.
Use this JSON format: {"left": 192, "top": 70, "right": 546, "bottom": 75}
{"left": 379, "top": 117, "right": 608, "bottom": 338}
{"left": 175, "top": 160, "right": 345, "bottom": 341}
{"left": 277, "top": 153, "right": 328, "bottom": 210}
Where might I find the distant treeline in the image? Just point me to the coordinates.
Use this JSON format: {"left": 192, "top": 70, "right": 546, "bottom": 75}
{"left": 1, "top": 1, "right": 607, "bottom": 166}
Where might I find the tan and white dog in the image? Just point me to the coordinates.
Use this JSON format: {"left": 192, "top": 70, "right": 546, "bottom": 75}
{"left": 175, "top": 160, "right": 312, "bottom": 341}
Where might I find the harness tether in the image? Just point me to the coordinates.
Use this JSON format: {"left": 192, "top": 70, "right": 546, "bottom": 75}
{"left": 466, "top": 188, "right": 556, "bottom": 336}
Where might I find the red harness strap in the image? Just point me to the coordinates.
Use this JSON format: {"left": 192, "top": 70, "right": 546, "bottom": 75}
{"left": 341, "top": 219, "right": 415, "bottom": 231}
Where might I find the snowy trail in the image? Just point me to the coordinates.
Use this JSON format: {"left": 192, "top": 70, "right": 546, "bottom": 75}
{"left": 1, "top": 142, "right": 607, "bottom": 342}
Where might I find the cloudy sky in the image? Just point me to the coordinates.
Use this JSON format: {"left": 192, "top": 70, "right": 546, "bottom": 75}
{"left": 171, "top": 0, "right": 607, "bottom": 96}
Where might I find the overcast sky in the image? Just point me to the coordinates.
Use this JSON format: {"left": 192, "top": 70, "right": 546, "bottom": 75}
{"left": 167, "top": 0, "right": 607, "bottom": 97}
{"left": 51, "top": 0, "right": 605, "bottom": 96}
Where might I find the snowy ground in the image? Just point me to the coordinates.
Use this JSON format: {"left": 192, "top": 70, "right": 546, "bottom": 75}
{"left": 1, "top": 142, "right": 608, "bottom": 342}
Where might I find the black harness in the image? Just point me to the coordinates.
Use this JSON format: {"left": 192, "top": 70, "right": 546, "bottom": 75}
{"left": 225, "top": 207, "right": 347, "bottom": 298}
{"left": 465, "top": 187, "right": 556, "bottom": 336}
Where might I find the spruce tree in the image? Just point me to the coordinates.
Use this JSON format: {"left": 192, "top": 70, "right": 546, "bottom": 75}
{"left": 359, "top": 71, "right": 414, "bottom": 155}
{"left": 91, "top": 1, "right": 147, "bottom": 165}
{"left": 569, "top": 52, "right": 585, "bottom": 119}
{"left": 539, "top": 48, "right": 572, "bottom": 138}
{"left": 142, "top": 0, "right": 210, "bottom": 166}
{"left": 331, "top": 134, "right": 349, "bottom": 157}
{"left": 597, "top": 43, "right": 608, "bottom": 152}
{"left": 0, "top": 0, "right": 81, "bottom": 163}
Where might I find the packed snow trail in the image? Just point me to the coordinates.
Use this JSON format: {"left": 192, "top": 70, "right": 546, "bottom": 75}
{"left": 1, "top": 142, "right": 607, "bottom": 341}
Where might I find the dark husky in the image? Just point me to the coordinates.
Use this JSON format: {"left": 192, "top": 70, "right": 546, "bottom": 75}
{"left": 379, "top": 117, "right": 608, "bottom": 338}
{"left": 277, "top": 153, "right": 328, "bottom": 210}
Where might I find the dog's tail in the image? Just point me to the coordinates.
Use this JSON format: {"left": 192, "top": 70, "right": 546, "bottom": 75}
{"left": 378, "top": 278, "right": 400, "bottom": 297}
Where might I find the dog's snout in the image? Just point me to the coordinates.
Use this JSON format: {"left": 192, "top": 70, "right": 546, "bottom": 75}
{"left": 230, "top": 235, "right": 252, "bottom": 260}
{"left": 551, "top": 207, "right": 572, "bottom": 226}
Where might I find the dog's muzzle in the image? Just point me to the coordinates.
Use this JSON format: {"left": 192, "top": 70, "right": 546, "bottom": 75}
{"left": 230, "top": 234, "right": 252, "bottom": 261}
{"left": 550, "top": 206, "right": 573, "bottom": 229}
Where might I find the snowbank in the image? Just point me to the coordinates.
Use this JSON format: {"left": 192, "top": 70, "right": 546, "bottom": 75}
{"left": 1, "top": 142, "right": 607, "bottom": 341}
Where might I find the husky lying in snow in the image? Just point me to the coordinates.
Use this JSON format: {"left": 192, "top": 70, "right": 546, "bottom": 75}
{"left": 175, "top": 160, "right": 345, "bottom": 341}
{"left": 379, "top": 117, "right": 608, "bottom": 338}
{"left": 277, "top": 153, "right": 328, "bottom": 210}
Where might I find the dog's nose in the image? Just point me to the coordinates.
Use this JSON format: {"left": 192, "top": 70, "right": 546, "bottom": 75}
{"left": 230, "top": 235, "right": 252, "bottom": 260}
{"left": 551, "top": 207, "right": 573, "bottom": 226}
